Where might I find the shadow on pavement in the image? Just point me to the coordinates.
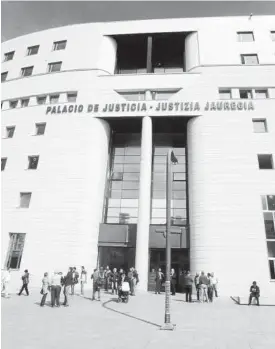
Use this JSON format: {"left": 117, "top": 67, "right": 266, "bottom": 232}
{"left": 102, "top": 299, "right": 161, "bottom": 329}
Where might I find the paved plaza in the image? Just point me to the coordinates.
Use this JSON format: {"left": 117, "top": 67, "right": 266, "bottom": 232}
{"left": 2, "top": 289, "right": 275, "bottom": 349}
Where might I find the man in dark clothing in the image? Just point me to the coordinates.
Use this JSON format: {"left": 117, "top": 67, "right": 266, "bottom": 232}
{"left": 155, "top": 268, "right": 164, "bottom": 294}
{"left": 184, "top": 271, "right": 193, "bottom": 302}
{"left": 199, "top": 271, "right": 209, "bottom": 303}
{"left": 104, "top": 266, "right": 111, "bottom": 292}
{"left": 18, "top": 270, "right": 30, "bottom": 296}
{"left": 62, "top": 267, "right": 74, "bottom": 306}
{"left": 248, "top": 281, "right": 260, "bottom": 306}
{"left": 170, "top": 269, "right": 177, "bottom": 296}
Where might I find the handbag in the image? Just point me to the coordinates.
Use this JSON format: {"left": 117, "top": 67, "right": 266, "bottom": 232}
{"left": 40, "top": 288, "right": 43, "bottom": 295}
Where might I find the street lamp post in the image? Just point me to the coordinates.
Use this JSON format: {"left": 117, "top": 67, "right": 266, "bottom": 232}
{"left": 160, "top": 149, "right": 177, "bottom": 331}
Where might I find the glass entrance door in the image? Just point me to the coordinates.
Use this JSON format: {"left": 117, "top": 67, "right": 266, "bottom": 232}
{"left": 98, "top": 247, "right": 135, "bottom": 271}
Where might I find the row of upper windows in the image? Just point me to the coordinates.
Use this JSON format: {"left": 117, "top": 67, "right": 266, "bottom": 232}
{"left": 219, "top": 88, "right": 273, "bottom": 100}
{"left": 3, "top": 40, "right": 67, "bottom": 62}
{"left": 1, "top": 91, "right": 77, "bottom": 110}
{"left": 1, "top": 61, "right": 63, "bottom": 82}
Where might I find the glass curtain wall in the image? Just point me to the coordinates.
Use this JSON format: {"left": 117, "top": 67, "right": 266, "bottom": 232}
{"left": 104, "top": 133, "right": 141, "bottom": 224}
{"left": 151, "top": 133, "right": 187, "bottom": 225}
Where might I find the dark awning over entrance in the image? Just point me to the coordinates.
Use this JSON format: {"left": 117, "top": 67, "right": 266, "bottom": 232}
{"left": 98, "top": 224, "right": 137, "bottom": 247}
{"left": 149, "top": 225, "right": 188, "bottom": 249}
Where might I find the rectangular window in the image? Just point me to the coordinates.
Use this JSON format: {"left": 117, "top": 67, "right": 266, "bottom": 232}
{"left": 20, "top": 192, "right": 32, "bottom": 208}
{"left": 27, "top": 45, "right": 39, "bottom": 56}
{"left": 239, "top": 89, "right": 253, "bottom": 99}
{"left": 241, "top": 54, "right": 259, "bottom": 65}
{"left": 258, "top": 154, "right": 274, "bottom": 169}
{"left": 6, "top": 126, "right": 15, "bottom": 138}
{"left": 264, "top": 212, "right": 275, "bottom": 239}
{"left": 118, "top": 91, "right": 145, "bottom": 101}
{"left": 36, "top": 96, "right": 47, "bottom": 105}
{"left": 267, "top": 195, "right": 275, "bottom": 211}
{"left": 255, "top": 90, "right": 268, "bottom": 99}
{"left": 53, "top": 40, "right": 67, "bottom": 51}
{"left": 152, "top": 90, "right": 179, "bottom": 101}
{"left": 219, "top": 89, "right": 231, "bottom": 100}
{"left": 1, "top": 72, "right": 8, "bottom": 82}
{"left": 271, "top": 31, "right": 275, "bottom": 41}
{"left": 267, "top": 241, "right": 275, "bottom": 258}
{"left": 269, "top": 260, "right": 275, "bottom": 280}
{"left": 9, "top": 100, "right": 18, "bottom": 109}
{"left": 111, "top": 172, "right": 123, "bottom": 181}
{"left": 1, "top": 158, "right": 7, "bottom": 171}
{"left": 67, "top": 92, "right": 77, "bottom": 102}
{"left": 21, "top": 66, "right": 33, "bottom": 77}
{"left": 35, "top": 123, "right": 46, "bottom": 135}
{"left": 6, "top": 233, "right": 26, "bottom": 269}
{"left": 21, "top": 98, "right": 29, "bottom": 108}
{"left": 49, "top": 94, "right": 60, "bottom": 104}
{"left": 237, "top": 32, "right": 254, "bottom": 42}
{"left": 28, "top": 156, "right": 39, "bottom": 170}
{"left": 252, "top": 119, "right": 267, "bottom": 133}
{"left": 47, "top": 62, "right": 62, "bottom": 73}
{"left": 4, "top": 51, "right": 15, "bottom": 61}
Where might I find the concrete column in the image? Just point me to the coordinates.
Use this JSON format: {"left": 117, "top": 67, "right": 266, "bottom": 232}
{"left": 135, "top": 116, "right": 152, "bottom": 291}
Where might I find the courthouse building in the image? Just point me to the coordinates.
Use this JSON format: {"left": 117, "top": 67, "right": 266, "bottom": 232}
{"left": 1, "top": 15, "right": 275, "bottom": 296}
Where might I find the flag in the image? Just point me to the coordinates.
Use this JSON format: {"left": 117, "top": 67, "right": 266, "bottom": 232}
{"left": 171, "top": 151, "right": 178, "bottom": 164}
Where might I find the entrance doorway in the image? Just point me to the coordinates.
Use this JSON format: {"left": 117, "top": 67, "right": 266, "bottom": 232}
{"left": 98, "top": 247, "right": 135, "bottom": 271}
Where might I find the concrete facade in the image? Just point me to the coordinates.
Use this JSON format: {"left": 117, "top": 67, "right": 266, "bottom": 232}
{"left": 1, "top": 15, "right": 275, "bottom": 296}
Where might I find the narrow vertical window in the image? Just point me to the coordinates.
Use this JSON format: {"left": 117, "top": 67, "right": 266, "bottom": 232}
{"left": 6, "top": 233, "right": 26, "bottom": 269}
{"left": 20, "top": 193, "right": 32, "bottom": 208}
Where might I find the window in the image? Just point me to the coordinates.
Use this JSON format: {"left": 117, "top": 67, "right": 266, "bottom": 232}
{"left": 6, "top": 126, "right": 15, "bottom": 138}
{"left": 255, "top": 90, "right": 268, "bottom": 99}
{"left": 21, "top": 98, "right": 29, "bottom": 108}
{"left": 239, "top": 89, "right": 253, "bottom": 99}
{"left": 152, "top": 90, "right": 179, "bottom": 101}
{"left": 37, "top": 96, "right": 47, "bottom": 105}
{"left": 6, "top": 233, "right": 26, "bottom": 269}
{"left": 67, "top": 92, "right": 77, "bottom": 102}
{"left": 258, "top": 154, "right": 274, "bottom": 169}
{"left": 21, "top": 66, "right": 33, "bottom": 77}
{"left": 241, "top": 54, "right": 259, "bottom": 65}
{"left": 111, "top": 172, "right": 123, "bottom": 180}
{"left": 118, "top": 91, "right": 145, "bottom": 101}
{"left": 20, "top": 193, "right": 32, "bottom": 208}
{"left": 237, "top": 32, "right": 254, "bottom": 42}
{"left": 271, "top": 31, "right": 275, "bottom": 41}
{"left": 267, "top": 195, "right": 275, "bottom": 211}
{"left": 28, "top": 156, "right": 39, "bottom": 170}
{"left": 35, "top": 123, "right": 46, "bottom": 135}
{"left": 9, "top": 100, "right": 18, "bottom": 109}
{"left": 47, "top": 61, "right": 62, "bottom": 73}
{"left": 1, "top": 72, "right": 8, "bottom": 82}
{"left": 269, "top": 260, "right": 275, "bottom": 280}
{"left": 27, "top": 45, "right": 39, "bottom": 56}
{"left": 53, "top": 40, "right": 67, "bottom": 51}
{"left": 252, "top": 119, "right": 267, "bottom": 133}
{"left": 1, "top": 158, "right": 7, "bottom": 171}
{"left": 49, "top": 94, "right": 60, "bottom": 104}
{"left": 219, "top": 89, "right": 232, "bottom": 100}
{"left": 263, "top": 212, "right": 275, "bottom": 239}
{"left": 4, "top": 51, "right": 15, "bottom": 61}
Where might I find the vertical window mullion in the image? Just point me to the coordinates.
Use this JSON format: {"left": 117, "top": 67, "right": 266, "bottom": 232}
{"left": 146, "top": 36, "right": 153, "bottom": 73}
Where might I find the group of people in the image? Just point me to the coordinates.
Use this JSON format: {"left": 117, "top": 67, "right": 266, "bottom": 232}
{"left": 91, "top": 266, "right": 139, "bottom": 301}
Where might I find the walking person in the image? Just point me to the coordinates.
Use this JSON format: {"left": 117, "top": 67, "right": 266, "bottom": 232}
{"left": 199, "top": 271, "right": 209, "bottom": 303}
{"left": 171, "top": 268, "right": 177, "bottom": 296}
{"left": 155, "top": 268, "right": 164, "bottom": 294}
{"left": 248, "top": 281, "right": 260, "bottom": 306}
{"left": 80, "top": 266, "right": 87, "bottom": 296}
{"left": 207, "top": 273, "right": 214, "bottom": 302}
{"left": 71, "top": 267, "right": 79, "bottom": 295}
{"left": 18, "top": 269, "right": 30, "bottom": 296}
{"left": 110, "top": 268, "right": 119, "bottom": 295}
{"left": 40, "top": 272, "right": 50, "bottom": 307}
{"left": 211, "top": 272, "right": 218, "bottom": 297}
{"left": 194, "top": 272, "right": 201, "bottom": 301}
{"left": 104, "top": 266, "right": 111, "bottom": 292}
{"left": 2, "top": 268, "right": 11, "bottom": 298}
{"left": 50, "top": 271, "right": 62, "bottom": 307}
{"left": 185, "top": 271, "right": 193, "bottom": 303}
{"left": 63, "top": 267, "right": 74, "bottom": 306}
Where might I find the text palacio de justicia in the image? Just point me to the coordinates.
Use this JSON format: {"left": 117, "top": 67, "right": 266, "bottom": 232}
{"left": 45, "top": 100, "right": 255, "bottom": 115}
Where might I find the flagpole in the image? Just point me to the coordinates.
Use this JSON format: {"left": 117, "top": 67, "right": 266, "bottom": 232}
{"left": 161, "top": 148, "right": 174, "bottom": 331}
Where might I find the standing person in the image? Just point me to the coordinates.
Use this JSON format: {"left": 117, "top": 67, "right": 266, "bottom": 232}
{"left": 171, "top": 268, "right": 177, "bottom": 296}
{"left": 40, "top": 272, "right": 50, "bottom": 307}
{"left": 199, "top": 271, "right": 209, "bottom": 303}
{"left": 50, "top": 271, "right": 62, "bottom": 307}
{"left": 207, "top": 273, "right": 214, "bottom": 303}
{"left": 91, "top": 267, "right": 104, "bottom": 301}
{"left": 128, "top": 268, "right": 134, "bottom": 296}
{"left": 80, "top": 266, "right": 87, "bottom": 296}
{"left": 63, "top": 267, "right": 74, "bottom": 307}
{"left": 104, "top": 266, "right": 111, "bottom": 292}
{"left": 2, "top": 268, "right": 11, "bottom": 298}
{"left": 132, "top": 268, "right": 139, "bottom": 296}
{"left": 185, "top": 271, "right": 193, "bottom": 303}
{"left": 155, "top": 268, "right": 164, "bottom": 294}
{"left": 248, "top": 281, "right": 260, "bottom": 306}
{"left": 110, "top": 268, "right": 119, "bottom": 295}
{"left": 18, "top": 269, "right": 30, "bottom": 296}
{"left": 194, "top": 272, "right": 201, "bottom": 301}
{"left": 71, "top": 267, "right": 79, "bottom": 295}
{"left": 211, "top": 272, "right": 218, "bottom": 297}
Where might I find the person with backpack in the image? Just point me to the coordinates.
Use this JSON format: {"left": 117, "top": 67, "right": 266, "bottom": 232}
{"left": 18, "top": 269, "right": 30, "bottom": 296}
